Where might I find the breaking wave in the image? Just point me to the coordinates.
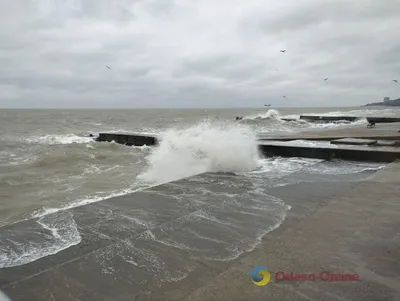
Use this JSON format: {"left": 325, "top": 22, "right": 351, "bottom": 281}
{"left": 237, "top": 109, "right": 371, "bottom": 133}
{"left": 242, "top": 109, "right": 282, "bottom": 121}
{"left": 138, "top": 122, "right": 261, "bottom": 183}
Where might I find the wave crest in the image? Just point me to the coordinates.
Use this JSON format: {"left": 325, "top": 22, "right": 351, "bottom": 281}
{"left": 242, "top": 109, "right": 282, "bottom": 121}
{"left": 25, "top": 134, "right": 93, "bottom": 145}
{"left": 138, "top": 121, "right": 261, "bottom": 184}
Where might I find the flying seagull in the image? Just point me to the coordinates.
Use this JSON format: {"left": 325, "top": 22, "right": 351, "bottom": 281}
{"left": 280, "top": 50, "right": 286, "bottom": 53}
{"left": 264, "top": 104, "right": 271, "bottom": 107}
{"left": 106, "top": 65, "right": 111, "bottom": 70}
{"left": 324, "top": 78, "right": 328, "bottom": 81}
{"left": 393, "top": 79, "right": 398, "bottom": 83}
{"left": 282, "top": 96, "right": 287, "bottom": 98}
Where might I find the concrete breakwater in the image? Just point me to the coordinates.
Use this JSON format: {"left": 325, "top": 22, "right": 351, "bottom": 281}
{"left": 258, "top": 141, "right": 400, "bottom": 162}
{"left": 96, "top": 132, "right": 158, "bottom": 146}
{"left": 299, "top": 115, "right": 359, "bottom": 122}
{"left": 299, "top": 115, "right": 400, "bottom": 123}
{"left": 96, "top": 131, "right": 400, "bottom": 162}
{"left": 0, "top": 160, "right": 398, "bottom": 301}
{"left": 366, "top": 117, "right": 400, "bottom": 123}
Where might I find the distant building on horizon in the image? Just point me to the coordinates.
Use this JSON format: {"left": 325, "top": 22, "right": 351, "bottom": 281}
{"left": 363, "top": 96, "right": 400, "bottom": 107}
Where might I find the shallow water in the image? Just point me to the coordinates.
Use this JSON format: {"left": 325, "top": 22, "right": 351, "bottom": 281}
{"left": 0, "top": 157, "right": 384, "bottom": 271}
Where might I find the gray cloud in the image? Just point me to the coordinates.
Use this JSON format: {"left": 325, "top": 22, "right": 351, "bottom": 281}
{"left": 0, "top": 0, "right": 399, "bottom": 108}
{"left": 254, "top": 0, "right": 400, "bottom": 34}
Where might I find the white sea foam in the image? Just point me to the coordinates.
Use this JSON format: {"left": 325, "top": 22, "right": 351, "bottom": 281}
{"left": 31, "top": 186, "right": 147, "bottom": 219}
{"left": 131, "top": 144, "right": 152, "bottom": 152}
{"left": 242, "top": 157, "right": 322, "bottom": 177}
{"left": 26, "top": 134, "right": 93, "bottom": 145}
{"left": 289, "top": 140, "right": 332, "bottom": 146}
{"left": 145, "top": 187, "right": 290, "bottom": 263}
{"left": 240, "top": 109, "right": 370, "bottom": 134}
{"left": 303, "top": 161, "right": 385, "bottom": 175}
{"left": 242, "top": 109, "right": 282, "bottom": 121}
{"left": 0, "top": 212, "right": 81, "bottom": 268}
{"left": 138, "top": 121, "right": 261, "bottom": 183}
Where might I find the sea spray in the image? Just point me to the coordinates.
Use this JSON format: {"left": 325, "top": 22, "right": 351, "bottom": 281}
{"left": 137, "top": 121, "right": 261, "bottom": 183}
{"left": 242, "top": 109, "right": 282, "bottom": 121}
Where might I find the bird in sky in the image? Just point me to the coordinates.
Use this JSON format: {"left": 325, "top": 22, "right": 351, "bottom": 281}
{"left": 282, "top": 96, "right": 287, "bottom": 98}
{"left": 276, "top": 69, "right": 279, "bottom": 71}
{"left": 393, "top": 79, "right": 398, "bottom": 83}
{"left": 324, "top": 78, "right": 328, "bottom": 81}
{"left": 106, "top": 65, "right": 111, "bottom": 70}
{"left": 280, "top": 50, "right": 286, "bottom": 53}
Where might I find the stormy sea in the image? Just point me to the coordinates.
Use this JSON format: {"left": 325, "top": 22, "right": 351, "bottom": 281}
{"left": 0, "top": 107, "right": 398, "bottom": 273}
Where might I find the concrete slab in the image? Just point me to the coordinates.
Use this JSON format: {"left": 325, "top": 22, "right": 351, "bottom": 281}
{"left": 0, "top": 171, "right": 296, "bottom": 300}
{"left": 257, "top": 122, "right": 400, "bottom": 141}
{"left": 258, "top": 141, "right": 400, "bottom": 162}
{"left": 367, "top": 117, "right": 400, "bottom": 123}
{"left": 1, "top": 162, "right": 392, "bottom": 301}
{"left": 366, "top": 159, "right": 400, "bottom": 183}
{"left": 182, "top": 161, "right": 400, "bottom": 301}
{"left": 299, "top": 116, "right": 400, "bottom": 124}
{"left": 97, "top": 132, "right": 159, "bottom": 146}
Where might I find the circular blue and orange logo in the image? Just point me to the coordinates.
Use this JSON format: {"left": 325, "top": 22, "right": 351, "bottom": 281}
{"left": 251, "top": 266, "right": 271, "bottom": 286}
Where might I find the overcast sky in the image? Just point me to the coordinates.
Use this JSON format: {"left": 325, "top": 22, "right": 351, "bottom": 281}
{"left": 1, "top": 0, "right": 399, "bottom": 108}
